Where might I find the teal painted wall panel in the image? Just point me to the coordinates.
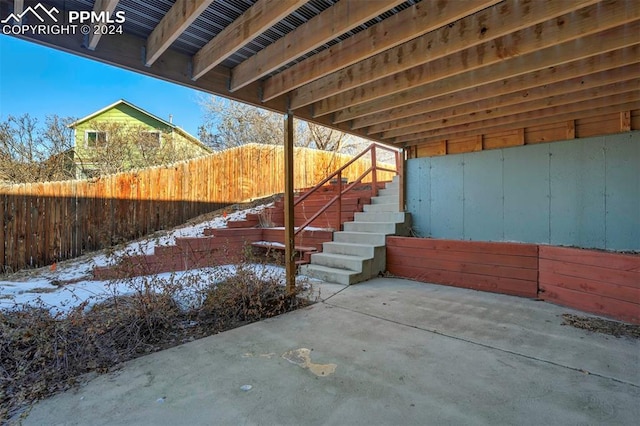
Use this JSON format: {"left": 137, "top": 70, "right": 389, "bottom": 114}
{"left": 549, "top": 138, "right": 606, "bottom": 248}
{"left": 605, "top": 133, "right": 640, "bottom": 249}
{"left": 503, "top": 143, "right": 550, "bottom": 243}
{"left": 430, "top": 155, "right": 464, "bottom": 239}
{"left": 406, "top": 157, "right": 430, "bottom": 237}
{"left": 463, "top": 150, "right": 504, "bottom": 241}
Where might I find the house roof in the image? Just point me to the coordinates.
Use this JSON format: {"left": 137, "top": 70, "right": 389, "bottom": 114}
{"left": 69, "top": 99, "right": 212, "bottom": 152}
{"left": 70, "top": 99, "right": 176, "bottom": 129}
{"left": 6, "top": 0, "right": 638, "bottom": 155}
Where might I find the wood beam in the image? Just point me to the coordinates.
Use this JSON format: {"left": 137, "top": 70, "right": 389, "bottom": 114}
{"left": 284, "top": 113, "right": 295, "bottom": 294}
{"left": 261, "top": 0, "right": 500, "bottom": 102}
{"left": 364, "top": 61, "right": 640, "bottom": 134}
{"left": 229, "top": 0, "right": 405, "bottom": 92}
{"left": 145, "top": 0, "right": 213, "bottom": 66}
{"left": 8, "top": 29, "right": 382, "bottom": 148}
{"left": 381, "top": 79, "right": 640, "bottom": 139}
{"left": 87, "top": 0, "right": 120, "bottom": 51}
{"left": 320, "top": 5, "right": 640, "bottom": 118}
{"left": 332, "top": 21, "right": 640, "bottom": 123}
{"left": 289, "top": 0, "right": 599, "bottom": 110}
{"left": 393, "top": 94, "right": 640, "bottom": 144}
{"left": 191, "top": 0, "right": 306, "bottom": 80}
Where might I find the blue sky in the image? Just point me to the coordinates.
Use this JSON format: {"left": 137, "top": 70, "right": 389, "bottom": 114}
{"left": 0, "top": 35, "right": 209, "bottom": 137}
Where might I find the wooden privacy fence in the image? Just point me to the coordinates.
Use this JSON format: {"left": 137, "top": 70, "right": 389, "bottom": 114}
{"left": 0, "top": 143, "right": 396, "bottom": 272}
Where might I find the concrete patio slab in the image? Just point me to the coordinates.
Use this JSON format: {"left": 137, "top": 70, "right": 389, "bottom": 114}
{"left": 24, "top": 278, "right": 640, "bottom": 425}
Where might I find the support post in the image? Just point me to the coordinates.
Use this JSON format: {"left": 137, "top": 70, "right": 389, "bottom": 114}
{"left": 284, "top": 113, "right": 296, "bottom": 294}
{"left": 398, "top": 149, "right": 405, "bottom": 212}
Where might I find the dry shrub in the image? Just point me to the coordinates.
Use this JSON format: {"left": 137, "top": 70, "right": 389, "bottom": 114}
{"left": 1, "top": 252, "right": 311, "bottom": 423}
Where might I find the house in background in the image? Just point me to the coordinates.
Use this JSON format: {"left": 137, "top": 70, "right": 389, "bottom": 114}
{"left": 69, "top": 99, "right": 211, "bottom": 178}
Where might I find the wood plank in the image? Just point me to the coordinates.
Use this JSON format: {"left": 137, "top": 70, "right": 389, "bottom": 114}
{"left": 386, "top": 252, "right": 538, "bottom": 282}
{"left": 87, "top": 0, "right": 120, "bottom": 51}
{"left": 447, "top": 136, "right": 483, "bottom": 155}
{"left": 262, "top": 0, "right": 499, "bottom": 101}
{"left": 539, "top": 245, "right": 640, "bottom": 271}
{"left": 366, "top": 65, "right": 640, "bottom": 135}
{"left": 316, "top": 2, "right": 640, "bottom": 116}
{"left": 539, "top": 269, "right": 640, "bottom": 304}
{"left": 386, "top": 263, "right": 538, "bottom": 298}
{"left": 291, "top": 0, "right": 598, "bottom": 110}
{"left": 524, "top": 123, "right": 569, "bottom": 145}
{"left": 146, "top": 0, "right": 213, "bottom": 66}
{"left": 352, "top": 47, "right": 640, "bottom": 129}
{"left": 396, "top": 98, "right": 640, "bottom": 145}
{"left": 192, "top": 0, "right": 305, "bottom": 79}
{"left": 386, "top": 246, "right": 538, "bottom": 270}
{"left": 386, "top": 236, "right": 539, "bottom": 257}
{"left": 382, "top": 79, "right": 640, "bottom": 139}
{"left": 229, "top": 0, "right": 405, "bottom": 91}
{"left": 539, "top": 258, "right": 640, "bottom": 289}
{"left": 331, "top": 21, "right": 640, "bottom": 123}
{"left": 0, "top": 193, "right": 4, "bottom": 272}
{"left": 539, "top": 284, "right": 639, "bottom": 324}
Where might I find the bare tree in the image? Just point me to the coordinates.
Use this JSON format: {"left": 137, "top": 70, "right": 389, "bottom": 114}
{"left": 198, "top": 95, "right": 370, "bottom": 153}
{"left": 0, "top": 114, "right": 75, "bottom": 183}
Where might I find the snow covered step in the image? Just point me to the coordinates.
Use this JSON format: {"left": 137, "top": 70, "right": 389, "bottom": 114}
{"left": 333, "top": 231, "right": 387, "bottom": 246}
{"left": 354, "top": 211, "right": 407, "bottom": 223}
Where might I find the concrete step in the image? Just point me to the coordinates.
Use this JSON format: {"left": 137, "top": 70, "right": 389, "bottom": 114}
{"left": 371, "top": 195, "right": 398, "bottom": 205}
{"left": 333, "top": 231, "right": 387, "bottom": 246}
{"left": 309, "top": 252, "right": 367, "bottom": 272}
{"left": 354, "top": 211, "right": 407, "bottom": 223}
{"left": 377, "top": 188, "right": 398, "bottom": 197}
{"left": 343, "top": 221, "right": 403, "bottom": 235}
{"left": 298, "top": 264, "right": 364, "bottom": 285}
{"left": 323, "top": 241, "right": 384, "bottom": 258}
{"left": 363, "top": 203, "right": 399, "bottom": 212}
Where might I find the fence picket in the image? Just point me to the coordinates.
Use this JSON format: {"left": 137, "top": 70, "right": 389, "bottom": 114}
{"left": 0, "top": 144, "right": 395, "bottom": 272}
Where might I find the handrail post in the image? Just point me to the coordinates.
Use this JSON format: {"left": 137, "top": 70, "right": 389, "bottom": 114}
{"left": 336, "top": 170, "right": 342, "bottom": 231}
{"left": 371, "top": 145, "right": 378, "bottom": 198}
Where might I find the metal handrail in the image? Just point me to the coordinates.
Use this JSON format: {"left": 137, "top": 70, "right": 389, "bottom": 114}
{"left": 293, "top": 143, "right": 401, "bottom": 236}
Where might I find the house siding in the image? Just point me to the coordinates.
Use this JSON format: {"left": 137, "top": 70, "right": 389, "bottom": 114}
{"left": 72, "top": 103, "right": 210, "bottom": 177}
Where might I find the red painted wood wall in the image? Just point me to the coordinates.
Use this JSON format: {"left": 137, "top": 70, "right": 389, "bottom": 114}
{"left": 539, "top": 246, "right": 640, "bottom": 324}
{"left": 386, "top": 237, "right": 539, "bottom": 298}
{"left": 387, "top": 237, "right": 640, "bottom": 324}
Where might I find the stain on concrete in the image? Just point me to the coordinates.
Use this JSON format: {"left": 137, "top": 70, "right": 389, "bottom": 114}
{"left": 282, "top": 348, "right": 337, "bottom": 377}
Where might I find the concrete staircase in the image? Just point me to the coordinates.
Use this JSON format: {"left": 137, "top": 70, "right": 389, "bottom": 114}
{"left": 300, "top": 176, "right": 410, "bottom": 285}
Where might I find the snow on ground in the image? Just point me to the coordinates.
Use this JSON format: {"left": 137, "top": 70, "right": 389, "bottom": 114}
{"left": 0, "top": 202, "right": 316, "bottom": 315}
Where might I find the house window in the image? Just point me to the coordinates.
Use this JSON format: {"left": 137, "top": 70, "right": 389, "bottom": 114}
{"left": 143, "top": 131, "right": 162, "bottom": 147}
{"left": 86, "top": 131, "right": 107, "bottom": 147}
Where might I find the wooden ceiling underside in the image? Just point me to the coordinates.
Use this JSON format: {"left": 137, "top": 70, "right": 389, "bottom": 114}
{"left": 8, "top": 0, "right": 640, "bottom": 153}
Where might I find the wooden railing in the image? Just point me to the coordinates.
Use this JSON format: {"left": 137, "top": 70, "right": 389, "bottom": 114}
{"left": 293, "top": 143, "right": 401, "bottom": 236}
